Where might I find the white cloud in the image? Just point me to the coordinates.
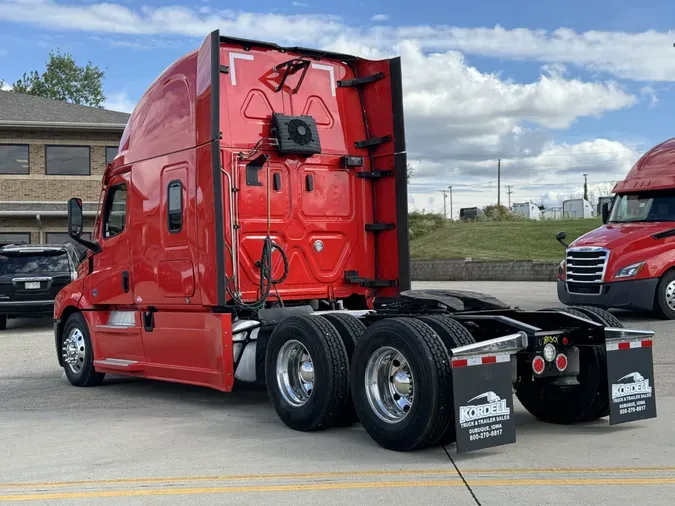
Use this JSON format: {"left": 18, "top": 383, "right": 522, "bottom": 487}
{"left": 389, "top": 25, "right": 675, "bottom": 82}
{"left": 640, "top": 86, "right": 659, "bottom": 108}
{"left": 2, "top": 2, "right": 675, "bottom": 81}
{"left": 292, "top": 1, "right": 309, "bottom": 6}
{"left": 0, "top": 0, "right": 343, "bottom": 43}
{"left": 1, "top": 82, "right": 12, "bottom": 91}
{"left": 103, "top": 91, "right": 136, "bottom": 113}
{"left": 372, "top": 14, "right": 388, "bottom": 22}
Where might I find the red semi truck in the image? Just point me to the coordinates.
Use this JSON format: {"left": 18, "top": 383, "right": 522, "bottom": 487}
{"left": 558, "top": 137, "right": 675, "bottom": 319}
{"left": 55, "top": 31, "right": 657, "bottom": 453}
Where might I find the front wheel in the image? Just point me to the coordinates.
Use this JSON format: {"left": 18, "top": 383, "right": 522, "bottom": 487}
{"left": 0, "top": 315, "right": 6, "bottom": 331}
{"left": 654, "top": 270, "right": 675, "bottom": 320}
{"left": 61, "top": 312, "right": 105, "bottom": 387}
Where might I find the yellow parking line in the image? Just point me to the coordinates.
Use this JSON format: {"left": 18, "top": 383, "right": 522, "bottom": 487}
{"left": 3, "top": 466, "right": 675, "bottom": 490}
{"left": 0, "top": 469, "right": 457, "bottom": 489}
{"left": 462, "top": 466, "right": 675, "bottom": 474}
{"left": 2, "top": 478, "right": 675, "bottom": 502}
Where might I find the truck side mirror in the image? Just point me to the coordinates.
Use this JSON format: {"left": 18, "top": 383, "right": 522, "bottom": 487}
{"left": 68, "top": 198, "right": 84, "bottom": 237}
{"left": 601, "top": 203, "right": 610, "bottom": 224}
{"left": 67, "top": 197, "right": 101, "bottom": 254}
{"left": 556, "top": 231, "right": 569, "bottom": 248}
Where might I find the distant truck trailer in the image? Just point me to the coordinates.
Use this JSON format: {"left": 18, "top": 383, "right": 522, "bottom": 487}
{"left": 459, "top": 207, "right": 484, "bottom": 221}
{"left": 563, "top": 198, "right": 594, "bottom": 219}
{"left": 512, "top": 202, "right": 542, "bottom": 220}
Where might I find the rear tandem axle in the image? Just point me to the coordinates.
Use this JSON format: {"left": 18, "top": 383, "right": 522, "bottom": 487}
{"left": 260, "top": 290, "right": 657, "bottom": 453}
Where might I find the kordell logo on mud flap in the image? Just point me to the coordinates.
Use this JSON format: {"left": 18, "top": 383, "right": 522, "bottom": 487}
{"left": 459, "top": 391, "right": 510, "bottom": 424}
{"left": 611, "top": 372, "right": 652, "bottom": 402}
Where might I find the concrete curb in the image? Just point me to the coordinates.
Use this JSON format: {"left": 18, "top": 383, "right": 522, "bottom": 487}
{"left": 411, "top": 258, "right": 560, "bottom": 282}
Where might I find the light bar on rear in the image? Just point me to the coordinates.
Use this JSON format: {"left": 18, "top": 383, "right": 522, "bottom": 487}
{"left": 450, "top": 331, "right": 528, "bottom": 368}
{"left": 604, "top": 327, "right": 654, "bottom": 351}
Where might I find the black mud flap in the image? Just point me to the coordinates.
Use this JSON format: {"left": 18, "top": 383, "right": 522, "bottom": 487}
{"left": 449, "top": 332, "right": 527, "bottom": 453}
{"left": 605, "top": 328, "right": 657, "bottom": 425}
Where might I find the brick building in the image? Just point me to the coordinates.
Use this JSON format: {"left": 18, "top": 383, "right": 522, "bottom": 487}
{"left": 0, "top": 90, "right": 130, "bottom": 246}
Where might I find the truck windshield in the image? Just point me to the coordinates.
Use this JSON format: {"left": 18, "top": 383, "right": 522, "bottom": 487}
{"left": 608, "top": 192, "right": 675, "bottom": 223}
{"left": 0, "top": 252, "right": 70, "bottom": 275}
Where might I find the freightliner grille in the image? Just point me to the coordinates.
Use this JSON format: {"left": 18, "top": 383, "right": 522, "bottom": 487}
{"left": 566, "top": 247, "right": 609, "bottom": 284}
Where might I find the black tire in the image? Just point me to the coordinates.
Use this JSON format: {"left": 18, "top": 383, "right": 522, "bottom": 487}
{"left": 654, "top": 270, "right": 675, "bottom": 320}
{"left": 416, "top": 315, "right": 475, "bottom": 446}
{"left": 265, "top": 315, "right": 350, "bottom": 432}
{"left": 317, "top": 313, "right": 366, "bottom": 425}
{"left": 351, "top": 317, "right": 453, "bottom": 451}
{"left": 0, "top": 315, "right": 6, "bottom": 331}
{"left": 516, "top": 306, "right": 610, "bottom": 423}
{"left": 569, "top": 305, "right": 625, "bottom": 329}
{"left": 61, "top": 312, "right": 105, "bottom": 387}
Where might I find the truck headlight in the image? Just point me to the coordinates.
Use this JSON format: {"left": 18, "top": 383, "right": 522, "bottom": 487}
{"left": 558, "top": 260, "right": 566, "bottom": 280}
{"left": 615, "top": 262, "right": 645, "bottom": 279}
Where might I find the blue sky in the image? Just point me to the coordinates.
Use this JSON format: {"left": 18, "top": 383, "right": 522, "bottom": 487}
{"left": 1, "top": 0, "right": 674, "bottom": 214}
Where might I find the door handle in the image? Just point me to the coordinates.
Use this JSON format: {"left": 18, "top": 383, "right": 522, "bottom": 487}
{"left": 122, "top": 271, "right": 129, "bottom": 293}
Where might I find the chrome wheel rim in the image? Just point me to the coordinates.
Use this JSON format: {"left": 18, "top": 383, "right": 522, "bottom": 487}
{"left": 666, "top": 281, "right": 675, "bottom": 311}
{"left": 276, "top": 340, "right": 314, "bottom": 407}
{"left": 365, "top": 346, "right": 414, "bottom": 424}
{"left": 62, "top": 328, "right": 86, "bottom": 374}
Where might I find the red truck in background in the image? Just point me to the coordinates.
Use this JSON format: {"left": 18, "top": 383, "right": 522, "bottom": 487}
{"left": 557, "top": 137, "right": 675, "bottom": 319}
{"left": 54, "top": 30, "right": 657, "bottom": 454}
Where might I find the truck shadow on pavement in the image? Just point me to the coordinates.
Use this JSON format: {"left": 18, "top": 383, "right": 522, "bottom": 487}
{"left": 87, "top": 375, "right": 639, "bottom": 459}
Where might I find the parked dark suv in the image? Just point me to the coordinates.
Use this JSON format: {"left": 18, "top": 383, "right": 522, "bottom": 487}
{"left": 0, "top": 243, "right": 80, "bottom": 330}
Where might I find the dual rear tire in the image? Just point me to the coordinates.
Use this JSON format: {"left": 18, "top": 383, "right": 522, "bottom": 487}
{"left": 265, "top": 313, "right": 474, "bottom": 451}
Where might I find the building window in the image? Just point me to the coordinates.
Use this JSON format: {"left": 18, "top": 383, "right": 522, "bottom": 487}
{"left": 102, "top": 184, "right": 127, "bottom": 239}
{"left": 106, "top": 146, "right": 118, "bottom": 165}
{"left": 46, "top": 232, "right": 92, "bottom": 244}
{"left": 0, "top": 144, "right": 29, "bottom": 175}
{"left": 0, "top": 232, "right": 31, "bottom": 245}
{"left": 45, "top": 145, "right": 91, "bottom": 175}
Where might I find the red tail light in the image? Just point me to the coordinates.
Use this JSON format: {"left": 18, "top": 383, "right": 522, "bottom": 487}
{"left": 555, "top": 353, "right": 568, "bottom": 372}
{"left": 532, "top": 355, "right": 545, "bottom": 375}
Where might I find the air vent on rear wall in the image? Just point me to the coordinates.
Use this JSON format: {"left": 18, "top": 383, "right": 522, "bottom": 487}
{"left": 271, "top": 113, "right": 321, "bottom": 155}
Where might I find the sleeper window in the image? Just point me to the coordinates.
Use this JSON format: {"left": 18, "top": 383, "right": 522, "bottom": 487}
{"left": 167, "top": 180, "right": 183, "bottom": 233}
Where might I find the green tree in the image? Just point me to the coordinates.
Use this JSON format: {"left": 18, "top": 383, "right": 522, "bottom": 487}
{"left": 406, "top": 163, "right": 414, "bottom": 182}
{"left": 11, "top": 49, "right": 105, "bottom": 107}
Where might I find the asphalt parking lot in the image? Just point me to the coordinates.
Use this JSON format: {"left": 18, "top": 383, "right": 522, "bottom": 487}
{"left": 1, "top": 281, "right": 674, "bottom": 505}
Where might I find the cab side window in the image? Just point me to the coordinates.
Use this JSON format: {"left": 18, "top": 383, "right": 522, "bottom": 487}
{"left": 103, "top": 184, "right": 128, "bottom": 239}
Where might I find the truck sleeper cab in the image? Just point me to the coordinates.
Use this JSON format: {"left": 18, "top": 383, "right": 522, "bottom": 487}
{"left": 558, "top": 137, "right": 675, "bottom": 319}
{"left": 55, "top": 31, "right": 657, "bottom": 454}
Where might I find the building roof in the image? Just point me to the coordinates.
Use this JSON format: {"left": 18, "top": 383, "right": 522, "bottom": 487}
{"left": 0, "top": 90, "right": 130, "bottom": 131}
{"left": 0, "top": 201, "right": 99, "bottom": 216}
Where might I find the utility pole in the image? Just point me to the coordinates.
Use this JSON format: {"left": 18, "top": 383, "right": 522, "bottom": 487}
{"left": 497, "top": 158, "right": 501, "bottom": 208}
{"left": 440, "top": 189, "right": 449, "bottom": 219}
{"left": 448, "top": 186, "right": 453, "bottom": 220}
{"left": 506, "top": 185, "right": 513, "bottom": 208}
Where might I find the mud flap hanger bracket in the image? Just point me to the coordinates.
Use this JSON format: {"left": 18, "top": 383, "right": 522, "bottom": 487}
{"left": 448, "top": 332, "right": 527, "bottom": 454}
